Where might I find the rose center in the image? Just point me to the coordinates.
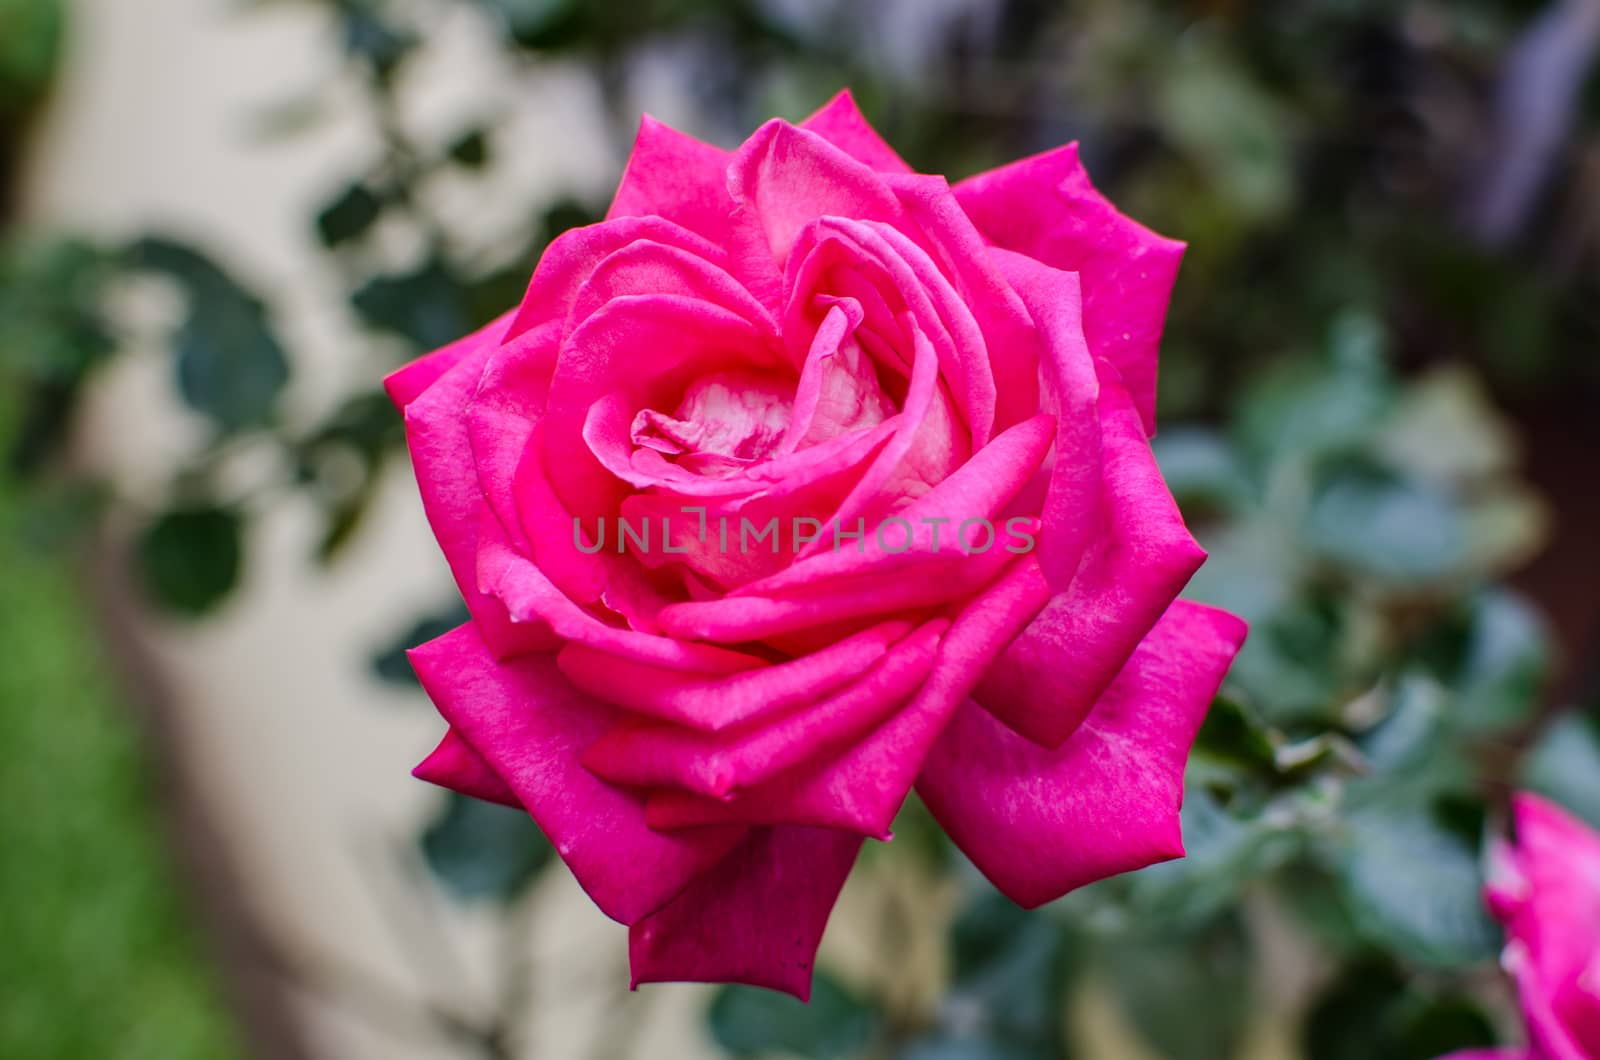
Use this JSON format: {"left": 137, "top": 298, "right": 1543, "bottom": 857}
{"left": 631, "top": 370, "right": 794, "bottom": 469}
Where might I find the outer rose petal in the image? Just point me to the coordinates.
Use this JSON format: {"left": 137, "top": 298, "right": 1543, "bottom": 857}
{"left": 629, "top": 826, "right": 863, "bottom": 1000}
{"left": 581, "top": 619, "right": 945, "bottom": 798}
{"left": 397, "top": 334, "right": 556, "bottom": 658}
{"left": 955, "top": 143, "right": 1184, "bottom": 434}
{"left": 989, "top": 248, "right": 1102, "bottom": 594}
{"left": 917, "top": 600, "right": 1247, "bottom": 909}
{"left": 973, "top": 371, "right": 1205, "bottom": 748}
{"left": 800, "top": 89, "right": 913, "bottom": 174}
{"left": 384, "top": 310, "right": 513, "bottom": 411}
{"left": 607, "top": 115, "right": 735, "bottom": 244}
{"left": 414, "top": 728, "right": 519, "bottom": 808}
{"left": 408, "top": 624, "right": 746, "bottom": 924}
{"left": 645, "top": 557, "right": 1054, "bottom": 838}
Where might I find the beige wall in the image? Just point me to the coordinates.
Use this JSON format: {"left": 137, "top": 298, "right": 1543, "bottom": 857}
{"left": 21, "top": 2, "right": 724, "bottom": 1056}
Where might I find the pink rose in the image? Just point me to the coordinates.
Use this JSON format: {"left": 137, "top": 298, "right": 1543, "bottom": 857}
{"left": 388, "top": 90, "right": 1245, "bottom": 998}
{"left": 1441, "top": 794, "right": 1600, "bottom": 1060}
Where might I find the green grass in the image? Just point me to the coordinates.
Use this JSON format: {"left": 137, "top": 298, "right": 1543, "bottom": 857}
{"left": 0, "top": 482, "right": 244, "bottom": 1059}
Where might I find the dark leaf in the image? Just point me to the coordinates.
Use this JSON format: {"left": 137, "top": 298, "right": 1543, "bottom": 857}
{"left": 420, "top": 791, "right": 552, "bottom": 903}
{"left": 1117, "top": 788, "right": 1299, "bottom": 926}
{"left": 1450, "top": 590, "right": 1549, "bottom": 731}
{"left": 135, "top": 504, "right": 243, "bottom": 616}
{"left": 946, "top": 889, "right": 1073, "bottom": 1048}
{"left": 1303, "top": 958, "right": 1497, "bottom": 1060}
{"left": 1332, "top": 803, "right": 1497, "bottom": 967}
{"left": 128, "top": 237, "right": 289, "bottom": 431}
{"left": 173, "top": 301, "right": 290, "bottom": 432}
{"left": 315, "top": 182, "right": 384, "bottom": 246}
{"left": 1153, "top": 427, "right": 1256, "bottom": 515}
{"left": 1304, "top": 459, "right": 1467, "bottom": 582}
{"left": 446, "top": 127, "right": 490, "bottom": 169}
{"left": 351, "top": 260, "right": 473, "bottom": 350}
{"left": 341, "top": 9, "right": 415, "bottom": 76}
{"left": 897, "top": 1039, "right": 1057, "bottom": 1060}
{"left": 372, "top": 603, "right": 471, "bottom": 687}
{"left": 1191, "top": 695, "right": 1278, "bottom": 776}
{"left": 708, "top": 971, "right": 878, "bottom": 1059}
{"left": 1101, "top": 914, "right": 1251, "bottom": 1060}
{"left": 1522, "top": 710, "right": 1600, "bottom": 830}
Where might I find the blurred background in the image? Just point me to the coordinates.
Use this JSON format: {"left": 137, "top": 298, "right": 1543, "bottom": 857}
{"left": 3, "top": 1, "right": 1600, "bottom": 1058}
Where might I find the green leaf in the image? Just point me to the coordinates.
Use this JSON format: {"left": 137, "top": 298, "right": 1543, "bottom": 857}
{"left": 173, "top": 301, "right": 290, "bottom": 432}
{"left": 897, "top": 1039, "right": 1056, "bottom": 1060}
{"left": 708, "top": 971, "right": 877, "bottom": 1059}
{"left": 946, "top": 890, "right": 1073, "bottom": 1048}
{"left": 1450, "top": 590, "right": 1548, "bottom": 731}
{"left": 1119, "top": 788, "right": 1298, "bottom": 926}
{"left": 1101, "top": 914, "right": 1251, "bottom": 1060}
{"left": 1357, "top": 672, "right": 1448, "bottom": 775}
{"left": 128, "top": 237, "right": 289, "bottom": 431}
{"left": 1522, "top": 710, "right": 1600, "bottom": 830}
{"left": 1303, "top": 958, "right": 1497, "bottom": 1060}
{"left": 1304, "top": 460, "right": 1467, "bottom": 582}
{"left": 420, "top": 792, "right": 552, "bottom": 903}
{"left": 446, "top": 127, "right": 490, "bottom": 169}
{"left": 1332, "top": 804, "right": 1497, "bottom": 967}
{"left": 1190, "top": 695, "right": 1278, "bottom": 776}
{"left": 135, "top": 504, "right": 243, "bottom": 616}
{"left": 372, "top": 604, "right": 471, "bottom": 688}
{"left": 341, "top": 9, "right": 416, "bottom": 76}
{"left": 351, "top": 260, "right": 473, "bottom": 350}
{"left": 315, "top": 183, "right": 384, "bottom": 247}
{"left": 1234, "top": 357, "right": 1392, "bottom": 465}
{"left": 1153, "top": 427, "right": 1256, "bottom": 515}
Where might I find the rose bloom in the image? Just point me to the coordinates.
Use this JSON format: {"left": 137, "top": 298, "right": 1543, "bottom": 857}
{"left": 1443, "top": 794, "right": 1600, "bottom": 1060}
{"left": 388, "top": 90, "right": 1245, "bottom": 997}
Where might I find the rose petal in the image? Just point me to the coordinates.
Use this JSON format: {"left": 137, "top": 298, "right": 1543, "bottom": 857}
{"left": 385, "top": 310, "right": 514, "bottom": 411}
{"left": 476, "top": 524, "right": 765, "bottom": 675}
{"left": 401, "top": 336, "right": 557, "bottom": 658}
{"left": 467, "top": 320, "right": 561, "bottom": 554}
{"left": 973, "top": 370, "right": 1204, "bottom": 748}
{"left": 546, "top": 292, "right": 778, "bottom": 518}
{"left": 800, "top": 89, "right": 913, "bottom": 174}
{"left": 646, "top": 557, "right": 1053, "bottom": 837}
{"left": 628, "top": 826, "right": 863, "bottom": 999}
{"left": 507, "top": 216, "right": 729, "bottom": 339}
{"left": 581, "top": 619, "right": 945, "bottom": 797}
{"left": 788, "top": 218, "right": 993, "bottom": 452}
{"left": 1498, "top": 794, "right": 1600, "bottom": 1060}
{"left": 955, "top": 143, "right": 1184, "bottom": 434}
{"left": 917, "top": 600, "right": 1246, "bottom": 908}
{"left": 408, "top": 624, "right": 747, "bottom": 924}
{"left": 887, "top": 174, "right": 1043, "bottom": 432}
{"left": 413, "top": 728, "right": 520, "bottom": 809}
{"left": 728, "top": 119, "right": 907, "bottom": 308}
{"left": 557, "top": 618, "right": 914, "bottom": 731}
{"left": 991, "top": 247, "right": 1103, "bottom": 594}
{"left": 608, "top": 114, "right": 736, "bottom": 244}
{"left": 737, "top": 412, "right": 1054, "bottom": 595}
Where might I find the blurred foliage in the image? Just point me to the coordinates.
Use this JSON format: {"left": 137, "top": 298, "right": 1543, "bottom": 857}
{"left": 6, "top": 0, "right": 1600, "bottom": 1057}
{"left": 0, "top": 477, "right": 243, "bottom": 1058}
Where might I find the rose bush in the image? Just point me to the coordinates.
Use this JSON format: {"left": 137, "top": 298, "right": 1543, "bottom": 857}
{"left": 388, "top": 90, "right": 1245, "bottom": 997}
{"left": 1443, "top": 794, "right": 1600, "bottom": 1060}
